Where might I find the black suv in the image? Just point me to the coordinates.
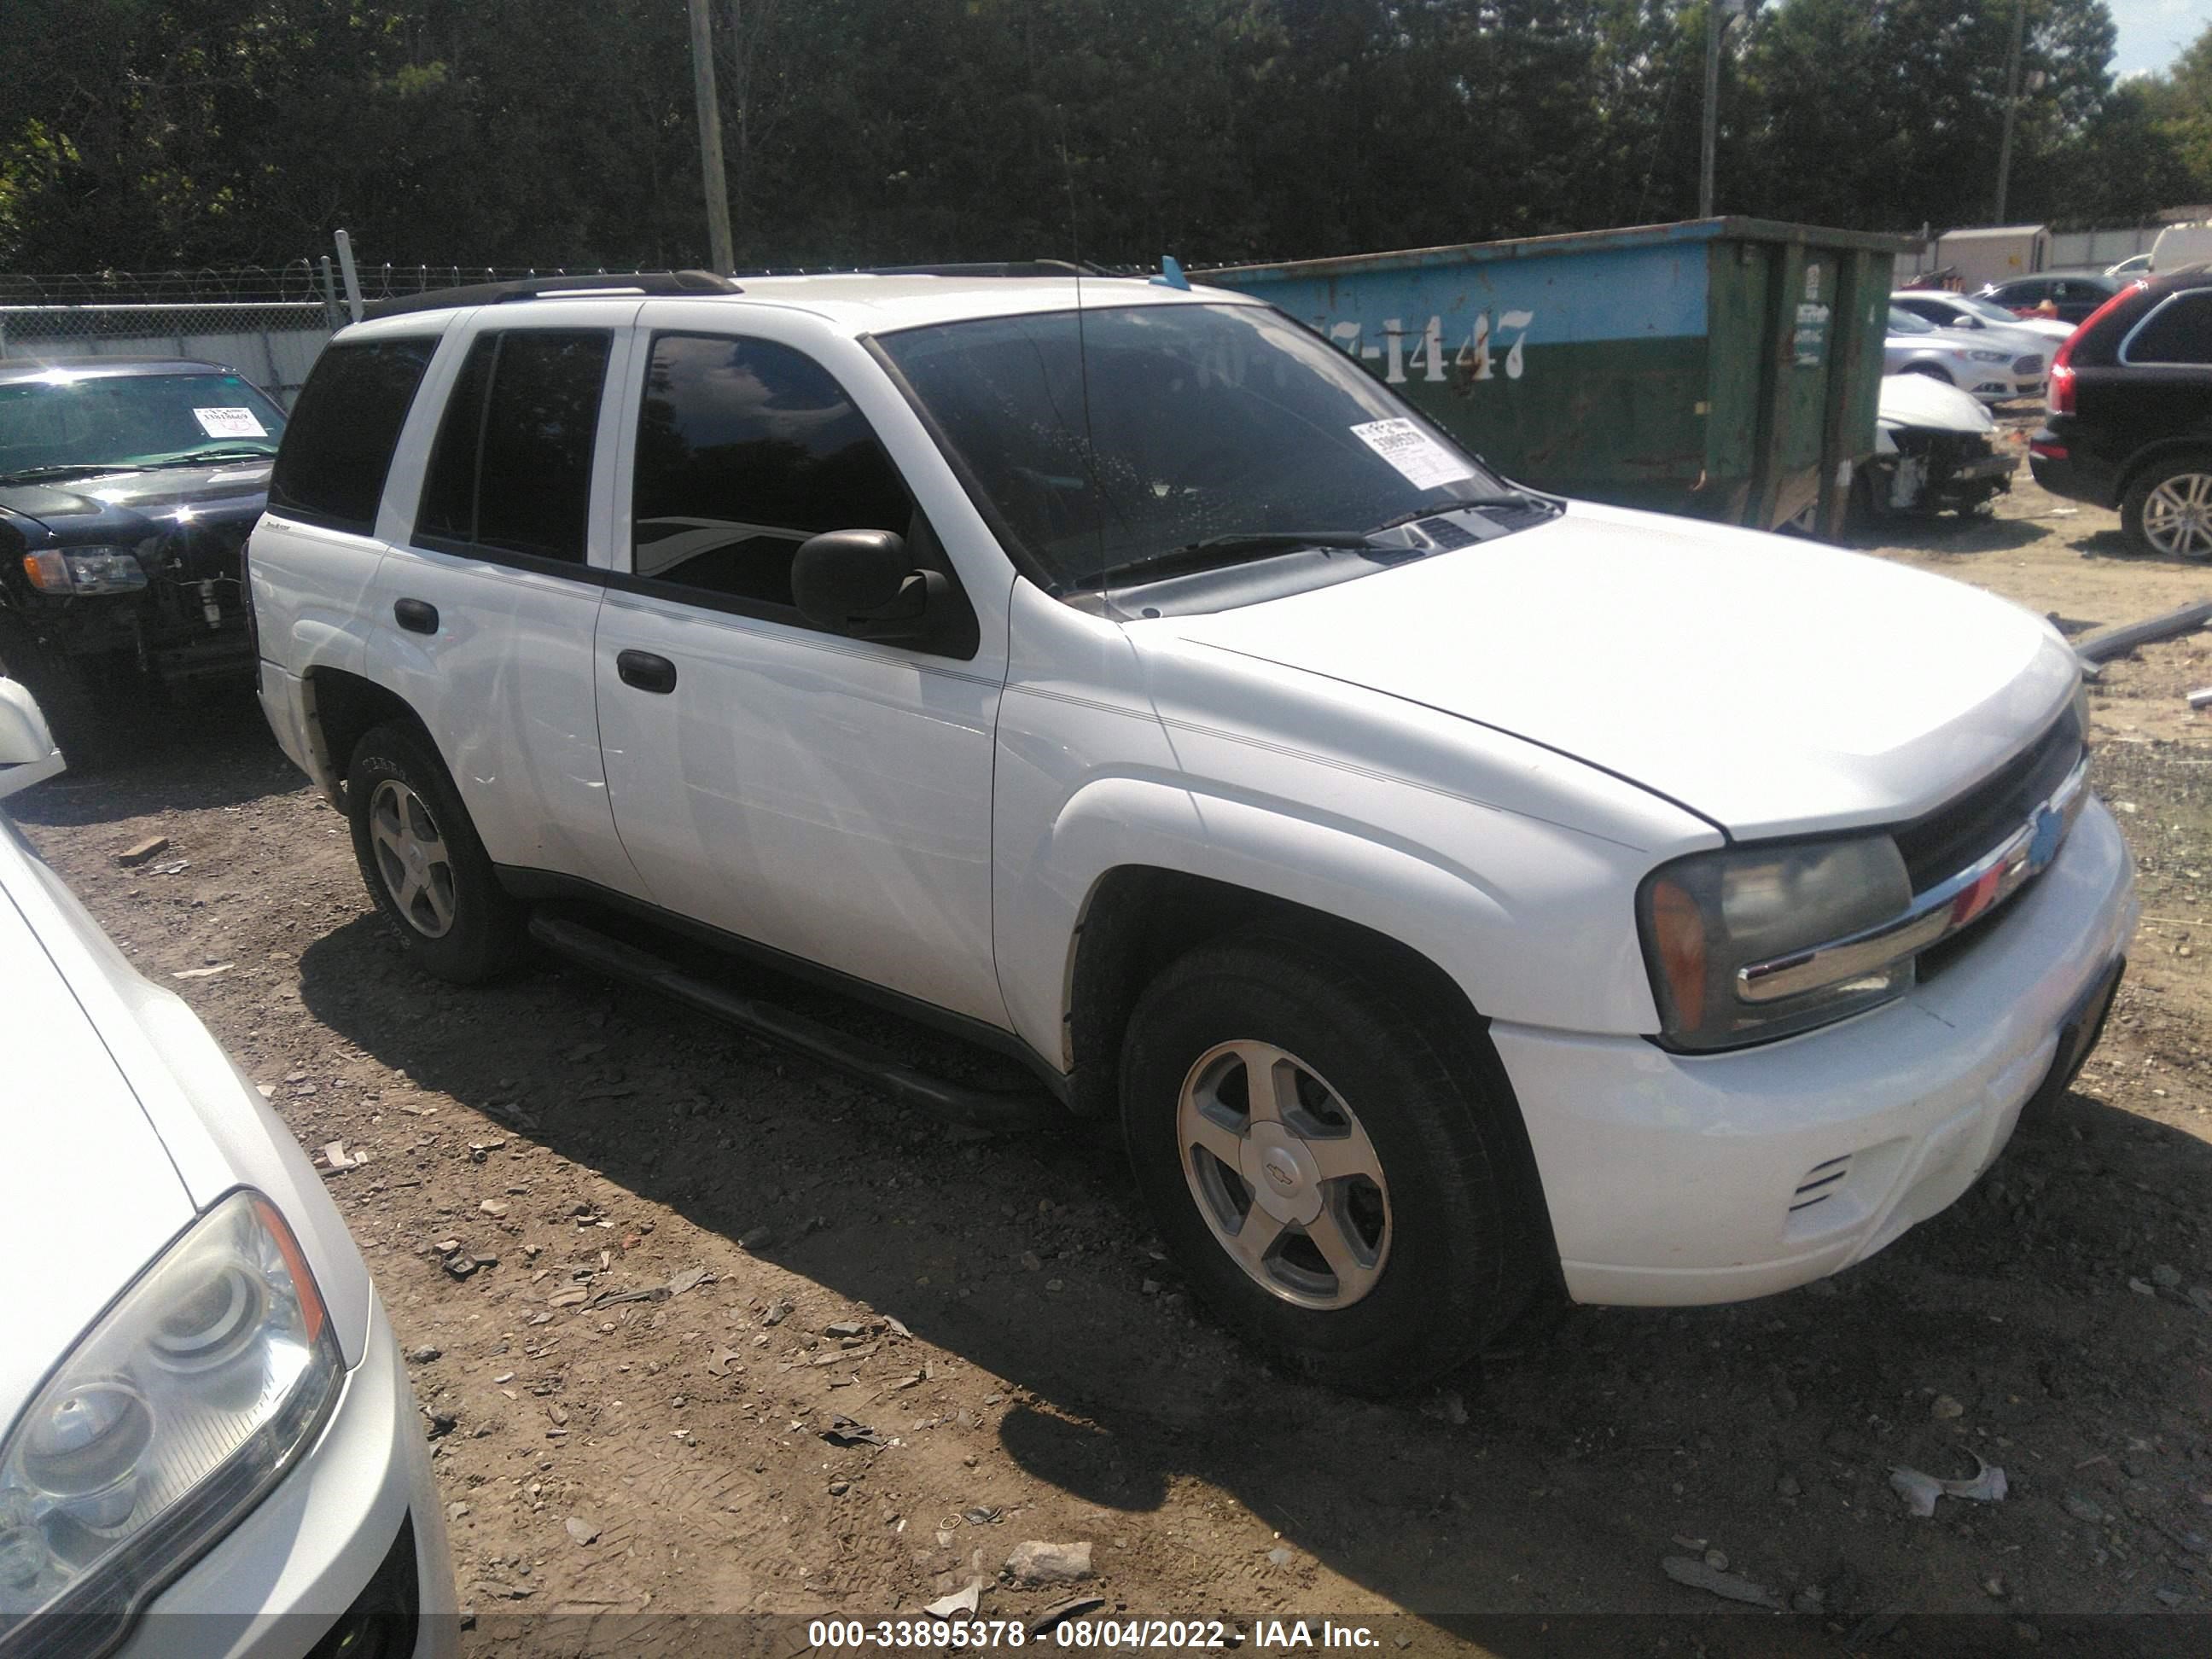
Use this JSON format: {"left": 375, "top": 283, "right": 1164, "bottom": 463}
{"left": 0, "top": 357, "right": 288, "bottom": 753}
{"left": 2029, "top": 273, "right": 2212, "bottom": 558}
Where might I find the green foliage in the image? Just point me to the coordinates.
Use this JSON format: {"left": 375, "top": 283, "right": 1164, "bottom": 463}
{"left": 0, "top": 0, "right": 2204, "bottom": 273}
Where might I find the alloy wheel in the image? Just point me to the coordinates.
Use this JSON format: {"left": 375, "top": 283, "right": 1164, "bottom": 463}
{"left": 2144, "top": 471, "right": 2212, "bottom": 559}
{"left": 1176, "top": 1039, "right": 1392, "bottom": 1310}
{"left": 367, "top": 778, "right": 457, "bottom": 939}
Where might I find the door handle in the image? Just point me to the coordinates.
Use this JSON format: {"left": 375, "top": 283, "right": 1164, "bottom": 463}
{"left": 393, "top": 597, "right": 439, "bottom": 635}
{"left": 617, "top": 649, "right": 678, "bottom": 694}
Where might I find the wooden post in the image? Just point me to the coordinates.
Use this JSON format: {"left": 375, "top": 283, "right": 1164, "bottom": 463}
{"left": 686, "top": 0, "right": 736, "bottom": 273}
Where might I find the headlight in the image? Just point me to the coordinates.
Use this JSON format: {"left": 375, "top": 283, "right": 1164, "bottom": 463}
{"left": 1968, "top": 349, "right": 2010, "bottom": 364}
{"left": 20, "top": 549, "right": 148, "bottom": 596}
{"left": 0, "top": 1191, "right": 341, "bottom": 1655}
{"left": 1639, "top": 835, "right": 1913, "bottom": 1051}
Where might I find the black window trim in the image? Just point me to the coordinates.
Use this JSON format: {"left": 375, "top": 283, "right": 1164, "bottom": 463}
{"left": 269, "top": 335, "right": 439, "bottom": 537}
{"left": 2117, "top": 288, "right": 2212, "bottom": 368}
{"left": 613, "top": 328, "right": 981, "bottom": 661}
{"left": 407, "top": 325, "right": 616, "bottom": 575}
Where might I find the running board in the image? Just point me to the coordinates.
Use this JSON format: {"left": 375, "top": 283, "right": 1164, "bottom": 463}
{"left": 527, "top": 915, "right": 1057, "bottom": 1131}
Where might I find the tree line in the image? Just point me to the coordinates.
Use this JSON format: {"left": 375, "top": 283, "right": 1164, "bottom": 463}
{"left": 3, "top": 0, "right": 2209, "bottom": 277}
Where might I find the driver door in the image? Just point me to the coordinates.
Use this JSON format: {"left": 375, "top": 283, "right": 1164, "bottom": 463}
{"left": 591, "top": 311, "right": 1010, "bottom": 1030}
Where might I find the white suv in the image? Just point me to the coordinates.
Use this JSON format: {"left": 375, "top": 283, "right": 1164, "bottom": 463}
{"left": 247, "top": 269, "right": 2136, "bottom": 1387}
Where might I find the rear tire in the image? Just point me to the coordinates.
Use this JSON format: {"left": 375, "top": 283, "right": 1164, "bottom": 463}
{"left": 346, "top": 721, "right": 521, "bottom": 982}
{"left": 1119, "top": 930, "right": 1541, "bottom": 1392}
{"left": 2121, "top": 452, "right": 2212, "bottom": 560}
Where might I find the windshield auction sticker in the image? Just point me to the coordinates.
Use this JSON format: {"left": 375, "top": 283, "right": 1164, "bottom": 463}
{"left": 191, "top": 406, "right": 268, "bottom": 439}
{"left": 1348, "top": 418, "right": 1473, "bottom": 492}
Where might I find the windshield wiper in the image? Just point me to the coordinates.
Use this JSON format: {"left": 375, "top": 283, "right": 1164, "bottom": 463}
{"left": 0, "top": 463, "right": 120, "bottom": 486}
{"left": 1371, "top": 491, "right": 1548, "bottom": 532}
{"left": 131, "top": 446, "right": 278, "bottom": 469}
{"left": 1074, "top": 529, "right": 1385, "bottom": 591}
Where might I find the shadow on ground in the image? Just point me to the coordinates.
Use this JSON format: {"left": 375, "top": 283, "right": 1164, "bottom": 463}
{"left": 9, "top": 684, "right": 297, "bottom": 823}
{"left": 294, "top": 899, "right": 2212, "bottom": 1644}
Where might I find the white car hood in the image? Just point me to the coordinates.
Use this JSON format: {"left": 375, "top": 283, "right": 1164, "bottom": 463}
{"left": 1155, "top": 504, "right": 2080, "bottom": 839}
{"left": 1880, "top": 373, "right": 1996, "bottom": 434}
{"left": 0, "top": 885, "right": 193, "bottom": 1424}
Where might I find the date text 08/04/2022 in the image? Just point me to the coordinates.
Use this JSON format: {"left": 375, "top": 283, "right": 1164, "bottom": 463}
{"left": 805, "top": 1619, "right": 1386, "bottom": 1650}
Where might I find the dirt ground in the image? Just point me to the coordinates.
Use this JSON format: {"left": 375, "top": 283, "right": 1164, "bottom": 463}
{"left": 15, "top": 422, "right": 2212, "bottom": 1656}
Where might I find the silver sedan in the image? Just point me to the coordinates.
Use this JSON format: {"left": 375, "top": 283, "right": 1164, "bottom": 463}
{"left": 1884, "top": 307, "right": 2046, "bottom": 405}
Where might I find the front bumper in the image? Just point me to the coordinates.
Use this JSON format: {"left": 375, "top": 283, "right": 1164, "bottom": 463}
{"left": 118, "top": 1296, "right": 456, "bottom": 1659}
{"left": 1498, "top": 795, "right": 2137, "bottom": 1307}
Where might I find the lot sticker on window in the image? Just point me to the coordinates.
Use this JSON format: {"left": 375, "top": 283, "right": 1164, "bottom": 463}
{"left": 192, "top": 406, "right": 267, "bottom": 439}
{"left": 1348, "top": 418, "right": 1473, "bottom": 492}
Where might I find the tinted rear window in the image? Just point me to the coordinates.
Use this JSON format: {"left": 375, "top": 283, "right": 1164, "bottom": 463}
{"left": 417, "top": 329, "right": 612, "bottom": 563}
{"left": 268, "top": 339, "right": 436, "bottom": 533}
{"left": 2128, "top": 291, "right": 2212, "bottom": 365}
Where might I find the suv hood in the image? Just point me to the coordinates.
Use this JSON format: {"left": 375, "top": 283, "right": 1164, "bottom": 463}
{"left": 0, "top": 883, "right": 194, "bottom": 1424}
{"left": 1156, "top": 503, "right": 2079, "bottom": 839}
{"left": 0, "top": 459, "right": 273, "bottom": 539}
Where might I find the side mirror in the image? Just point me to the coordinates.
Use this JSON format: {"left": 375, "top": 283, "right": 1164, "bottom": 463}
{"left": 791, "top": 530, "right": 947, "bottom": 646}
{"left": 0, "top": 678, "right": 65, "bottom": 800}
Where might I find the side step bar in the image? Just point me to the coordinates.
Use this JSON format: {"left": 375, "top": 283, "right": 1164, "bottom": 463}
{"left": 528, "top": 915, "right": 1058, "bottom": 1131}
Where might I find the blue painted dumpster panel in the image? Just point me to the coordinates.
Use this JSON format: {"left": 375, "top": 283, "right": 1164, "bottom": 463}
{"left": 1207, "top": 241, "right": 1716, "bottom": 508}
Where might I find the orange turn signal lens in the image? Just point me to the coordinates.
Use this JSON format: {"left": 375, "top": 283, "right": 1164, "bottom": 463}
{"left": 1648, "top": 876, "right": 1708, "bottom": 1031}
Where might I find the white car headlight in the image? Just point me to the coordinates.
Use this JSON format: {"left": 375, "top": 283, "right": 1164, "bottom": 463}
{"left": 18, "top": 549, "right": 148, "bottom": 597}
{"left": 0, "top": 1191, "right": 341, "bottom": 1654}
{"left": 1968, "top": 349, "right": 2011, "bottom": 364}
{"left": 1639, "top": 835, "right": 1913, "bottom": 1051}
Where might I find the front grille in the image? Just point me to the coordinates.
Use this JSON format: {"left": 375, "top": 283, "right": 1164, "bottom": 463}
{"left": 1892, "top": 707, "right": 2084, "bottom": 894}
{"left": 2014, "top": 353, "right": 2044, "bottom": 375}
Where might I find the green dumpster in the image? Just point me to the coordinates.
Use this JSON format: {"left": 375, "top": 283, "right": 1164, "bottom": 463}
{"left": 1204, "top": 218, "right": 1913, "bottom": 533}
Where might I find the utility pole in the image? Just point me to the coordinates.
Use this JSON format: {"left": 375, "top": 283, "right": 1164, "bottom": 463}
{"left": 686, "top": 0, "right": 736, "bottom": 273}
{"left": 1994, "top": 0, "right": 2028, "bottom": 224}
{"left": 1699, "top": 0, "right": 1723, "bottom": 218}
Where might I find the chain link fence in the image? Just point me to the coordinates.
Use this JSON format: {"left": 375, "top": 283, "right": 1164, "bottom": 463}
{"left": 0, "top": 263, "right": 685, "bottom": 406}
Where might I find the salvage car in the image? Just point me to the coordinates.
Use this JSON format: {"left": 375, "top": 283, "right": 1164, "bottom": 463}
{"left": 0, "top": 358, "right": 286, "bottom": 759}
{"left": 1858, "top": 372, "right": 2017, "bottom": 521}
{"left": 2031, "top": 271, "right": 2212, "bottom": 557}
{"left": 249, "top": 271, "right": 2135, "bottom": 1387}
{"left": 0, "top": 678, "right": 455, "bottom": 1656}
{"left": 1889, "top": 288, "right": 2072, "bottom": 349}
{"left": 1883, "top": 307, "right": 2046, "bottom": 403}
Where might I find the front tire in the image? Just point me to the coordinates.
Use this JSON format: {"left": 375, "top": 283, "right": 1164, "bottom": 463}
{"left": 2122, "top": 453, "right": 2212, "bottom": 560}
{"left": 346, "top": 722, "right": 521, "bottom": 982}
{"left": 1119, "top": 931, "right": 1541, "bottom": 1391}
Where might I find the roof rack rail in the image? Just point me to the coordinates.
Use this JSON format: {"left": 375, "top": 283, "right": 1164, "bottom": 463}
{"left": 359, "top": 270, "right": 739, "bottom": 322}
{"left": 858, "top": 260, "right": 1103, "bottom": 278}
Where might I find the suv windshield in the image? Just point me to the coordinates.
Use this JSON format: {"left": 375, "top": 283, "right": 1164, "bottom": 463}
{"left": 0, "top": 370, "right": 288, "bottom": 482}
{"left": 876, "top": 302, "right": 1513, "bottom": 591}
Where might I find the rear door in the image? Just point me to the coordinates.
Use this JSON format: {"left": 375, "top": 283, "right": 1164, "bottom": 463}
{"left": 367, "top": 303, "right": 649, "bottom": 897}
{"left": 2115, "top": 287, "right": 2212, "bottom": 445}
{"left": 590, "top": 306, "right": 1010, "bottom": 1027}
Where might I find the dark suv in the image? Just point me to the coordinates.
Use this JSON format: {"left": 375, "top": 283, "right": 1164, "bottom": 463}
{"left": 0, "top": 357, "right": 288, "bottom": 754}
{"left": 2029, "top": 273, "right": 2212, "bottom": 558}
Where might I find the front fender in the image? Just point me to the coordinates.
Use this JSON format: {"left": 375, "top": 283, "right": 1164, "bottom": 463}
{"left": 993, "top": 771, "right": 1674, "bottom": 1068}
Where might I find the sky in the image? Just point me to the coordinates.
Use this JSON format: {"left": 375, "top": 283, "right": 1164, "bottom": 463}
{"left": 2110, "top": 0, "right": 2212, "bottom": 76}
